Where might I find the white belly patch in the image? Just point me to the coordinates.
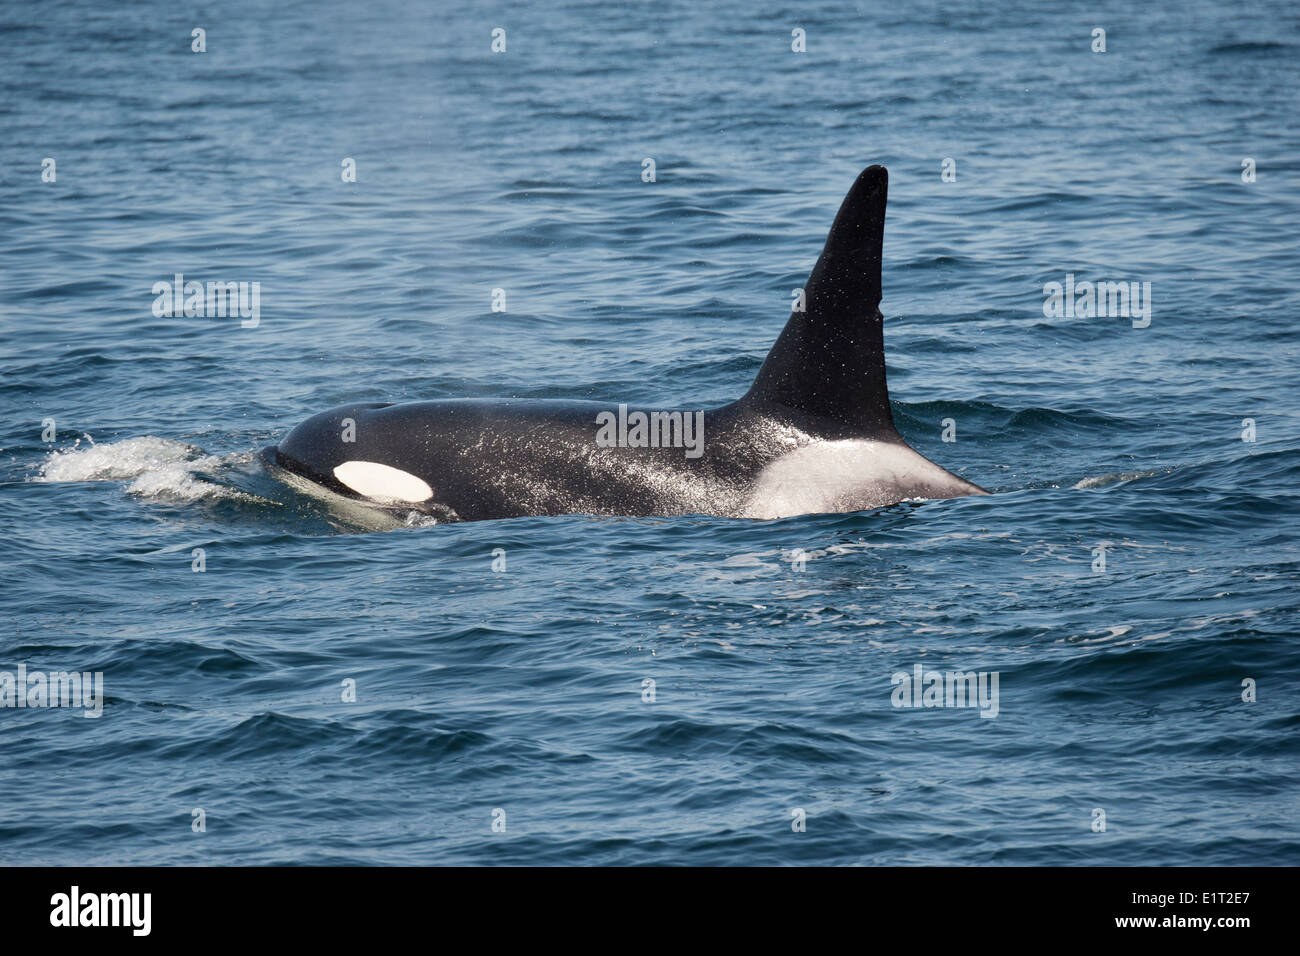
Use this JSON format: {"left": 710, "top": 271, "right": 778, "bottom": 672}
{"left": 333, "top": 460, "right": 433, "bottom": 503}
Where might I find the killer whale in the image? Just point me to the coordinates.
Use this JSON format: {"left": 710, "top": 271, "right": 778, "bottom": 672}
{"left": 262, "top": 165, "right": 986, "bottom": 522}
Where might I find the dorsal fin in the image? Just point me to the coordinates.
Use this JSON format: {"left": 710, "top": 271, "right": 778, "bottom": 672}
{"left": 743, "top": 165, "right": 896, "bottom": 437}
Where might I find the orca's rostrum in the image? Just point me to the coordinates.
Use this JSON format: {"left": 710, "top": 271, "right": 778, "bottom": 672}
{"left": 263, "top": 166, "right": 987, "bottom": 522}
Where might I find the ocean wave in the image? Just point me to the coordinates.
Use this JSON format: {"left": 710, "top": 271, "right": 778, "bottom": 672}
{"left": 35, "top": 436, "right": 255, "bottom": 502}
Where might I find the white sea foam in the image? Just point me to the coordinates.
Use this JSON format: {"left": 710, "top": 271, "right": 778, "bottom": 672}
{"left": 35, "top": 436, "right": 251, "bottom": 502}
{"left": 1073, "top": 470, "right": 1157, "bottom": 489}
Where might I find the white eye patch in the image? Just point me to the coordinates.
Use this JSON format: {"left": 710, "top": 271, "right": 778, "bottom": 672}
{"left": 333, "top": 461, "right": 433, "bottom": 503}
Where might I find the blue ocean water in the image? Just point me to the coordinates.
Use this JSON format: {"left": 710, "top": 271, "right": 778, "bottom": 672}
{"left": 2, "top": 0, "right": 1298, "bottom": 865}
